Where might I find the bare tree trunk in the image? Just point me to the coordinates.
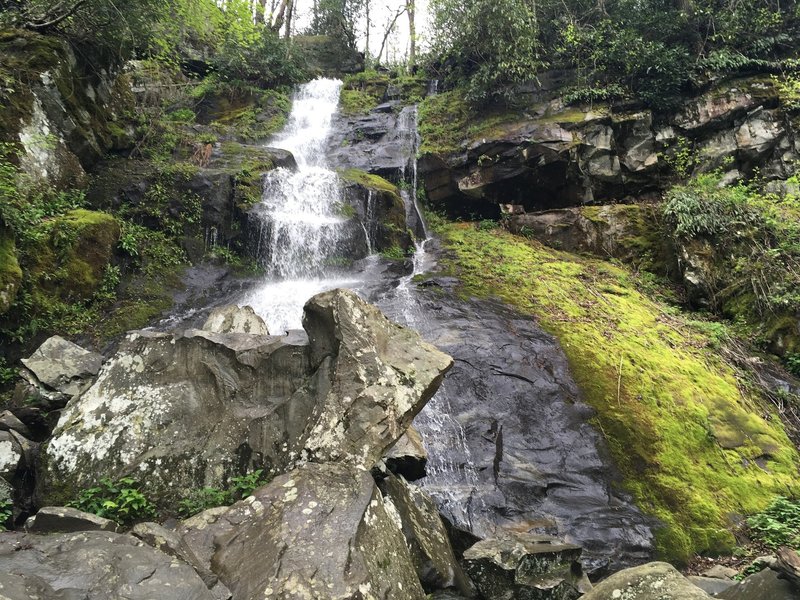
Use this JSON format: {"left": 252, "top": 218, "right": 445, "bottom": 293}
{"left": 365, "top": 0, "right": 371, "bottom": 65}
{"left": 377, "top": 6, "right": 407, "bottom": 65}
{"left": 256, "top": 0, "right": 268, "bottom": 23}
{"left": 284, "top": 0, "right": 294, "bottom": 39}
{"left": 406, "top": 0, "right": 415, "bottom": 70}
{"left": 272, "top": 0, "right": 288, "bottom": 31}
{"left": 23, "top": 0, "right": 88, "bottom": 31}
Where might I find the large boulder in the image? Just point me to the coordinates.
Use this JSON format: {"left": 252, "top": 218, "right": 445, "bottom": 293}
{"left": 717, "top": 567, "right": 800, "bottom": 600}
{"left": 202, "top": 305, "right": 269, "bottom": 335}
{"left": 581, "top": 562, "right": 712, "bottom": 600}
{"left": 300, "top": 288, "right": 452, "bottom": 466}
{"left": 24, "top": 506, "right": 118, "bottom": 533}
{"left": 186, "top": 463, "right": 426, "bottom": 599}
{"left": 39, "top": 289, "right": 452, "bottom": 507}
{"left": 0, "top": 530, "right": 215, "bottom": 600}
{"left": 461, "top": 534, "right": 590, "bottom": 600}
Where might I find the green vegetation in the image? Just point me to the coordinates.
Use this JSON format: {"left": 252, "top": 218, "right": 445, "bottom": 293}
{"left": 0, "top": 497, "right": 11, "bottom": 531}
{"left": 340, "top": 71, "right": 428, "bottom": 115}
{"left": 68, "top": 477, "right": 156, "bottom": 525}
{"left": 433, "top": 221, "right": 800, "bottom": 563}
{"left": 747, "top": 496, "right": 800, "bottom": 549}
{"left": 338, "top": 169, "right": 400, "bottom": 199}
{"left": 427, "top": 0, "right": 800, "bottom": 108}
{"left": 177, "top": 469, "right": 271, "bottom": 518}
{"left": 663, "top": 173, "right": 800, "bottom": 354}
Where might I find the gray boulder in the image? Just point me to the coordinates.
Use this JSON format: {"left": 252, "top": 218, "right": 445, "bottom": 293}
{"left": 717, "top": 567, "right": 800, "bottom": 600}
{"left": 462, "top": 534, "right": 590, "bottom": 599}
{"left": 300, "top": 288, "right": 453, "bottom": 466}
{"left": 0, "top": 411, "right": 31, "bottom": 439}
{"left": 688, "top": 575, "right": 737, "bottom": 596}
{"left": 25, "top": 506, "right": 118, "bottom": 533}
{"left": 205, "top": 463, "right": 426, "bottom": 599}
{"left": 40, "top": 289, "right": 452, "bottom": 507}
{"left": 21, "top": 335, "right": 103, "bottom": 399}
{"left": 581, "top": 562, "right": 711, "bottom": 599}
{"left": 380, "top": 473, "right": 476, "bottom": 596}
{"left": 202, "top": 305, "right": 269, "bottom": 335}
{"left": 0, "top": 530, "right": 215, "bottom": 599}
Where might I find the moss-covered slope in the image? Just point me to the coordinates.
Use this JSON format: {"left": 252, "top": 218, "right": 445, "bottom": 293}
{"left": 434, "top": 221, "right": 800, "bottom": 563}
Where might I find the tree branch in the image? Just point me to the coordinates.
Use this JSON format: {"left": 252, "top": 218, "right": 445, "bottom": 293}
{"left": 25, "top": 0, "right": 88, "bottom": 30}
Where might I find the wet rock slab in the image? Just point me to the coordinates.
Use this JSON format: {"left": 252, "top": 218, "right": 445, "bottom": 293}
{"left": 581, "top": 562, "right": 711, "bottom": 600}
{"left": 372, "top": 281, "right": 655, "bottom": 572}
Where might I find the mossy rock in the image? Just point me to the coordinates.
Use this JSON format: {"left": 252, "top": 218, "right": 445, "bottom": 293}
{"left": 0, "top": 228, "right": 22, "bottom": 315}
{"left": 30, "top": 209, "right": 120, "bottom": 302}
{"left": 338, "top": 169, "right": 413, "bottom": 254}
{"left": 434, "top": 222, "right": 800, "bottom": 564}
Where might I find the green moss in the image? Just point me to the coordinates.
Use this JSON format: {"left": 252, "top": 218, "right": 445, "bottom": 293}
{"left": 0, "top": 228, "right": 22, "bottom": 315}
{"left": 435, "top": 222, "right": 800, "bottom": 564}
{"left": 419, "top": 91, "right": 471, "bottom": 155}
{"left": 338, "top": 169, "right": 400, "bottom": 198}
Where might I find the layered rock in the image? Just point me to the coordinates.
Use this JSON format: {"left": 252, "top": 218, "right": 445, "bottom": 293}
{"left": 38, "top": 292, "right": 452, "bottom": 507}
{"left": 421, "top": 76, "right": 795, "bottom": 215}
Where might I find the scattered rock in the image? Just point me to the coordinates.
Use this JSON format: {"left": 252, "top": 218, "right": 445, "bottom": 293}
{"left": 301, "top": 288, "right": 453, "bottom": 467}
{"left": 0, "top": 410, "right": 32, "bottom": 439}
{"left": 702, "top": 565, "right": 739, "bottom": 580}
{"left": 688, "top": 575, "right": 737, "bottom": 596}
{"left": 0, "top": 530, "right": 215, "bottom": 599}
{"left": 202, "top": 304, "right": 270, "bottom": 335}
{"left": 461, "top": 534, "right": 590, "bottom": 600}
{"left": 25, "top": 506, "right": 119, "bottom": 533}
{"left": 380, "top": 473, "right": 475, "bottom": 596}
{"left": 581, "top": 562, "right": 712, "bottom": 599}
{"left": 21, "top": 335, "right": 103, "bottom": 398}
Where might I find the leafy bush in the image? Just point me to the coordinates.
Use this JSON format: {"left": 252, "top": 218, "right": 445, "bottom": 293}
{"left": 786, "top": 353, "right": 800, "bottom": 377}
{"left": 747, "top": 496, "right": 800, "bottom": 549}
{"left": 177, "top": 470, "right": 270, "bottom": 518}
{"left": 68, "top": 477, "right": 156, "bottom": 525}
{"left": 0, "top": 498, "right": 11, "bottom": 531}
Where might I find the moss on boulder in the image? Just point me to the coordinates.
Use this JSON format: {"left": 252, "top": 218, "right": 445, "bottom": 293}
{"left": 435, "top": 221, "right": 800, "bottom": 564}
{"left": 30, "top": 209, "right": 120, "bottom": 302}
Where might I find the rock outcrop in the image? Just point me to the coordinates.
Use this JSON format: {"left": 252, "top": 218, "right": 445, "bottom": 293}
{"left": 421, "top": 76, "right": 795, "bottom": 215}
{"left": 38, "top": 290, "right": 452, "bottom": 507}
{"left": 20, "top": 335, "right": 104, "bottom": 400}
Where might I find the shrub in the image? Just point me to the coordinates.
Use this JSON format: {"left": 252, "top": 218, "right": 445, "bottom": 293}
{"left": 68, "top": 477, "right": 156, "bottom": 525}
{"left": 747, "top": 496, "right": 800, "bottom": 549}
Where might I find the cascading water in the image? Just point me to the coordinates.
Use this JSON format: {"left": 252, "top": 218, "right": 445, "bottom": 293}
{"left": 242, "top": 78, "right": 361, "bottom": 332}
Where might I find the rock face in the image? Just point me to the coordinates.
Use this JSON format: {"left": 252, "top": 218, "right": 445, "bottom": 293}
{"left": 506, "top": 204, "right": 662, "bottom": 267}
{"left": 39, "top": 289, "right": 452, "bottom": 507}
{"left": 373, "top": 283, "right": 655, "bottom": 573}
{"left": 207, "top": 463, "right": 426, "bottom": 600}
{"left": 0, "top": 530, "right": 215, "bottom": 600}
{"left": 462, "top": 534, "right": 589, "bottom": 600}
{"left": 581, "top": 562, "right": 712, "bottom": 600}
{"left": 384, "top": 426, "right": 428, "bottom": 481}
{"left": 1, "top": 31, "right": 134, "bottom": 188}
{"left": 422, "top": 76, "right": 795, "bottom": 215}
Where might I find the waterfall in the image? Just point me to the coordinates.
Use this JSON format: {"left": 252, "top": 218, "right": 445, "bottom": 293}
{"left": 242, "top": 78, "right": 361, "bottom": 333}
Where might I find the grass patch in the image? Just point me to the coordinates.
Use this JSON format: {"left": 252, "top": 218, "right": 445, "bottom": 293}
{"left": 338, "top": 168, "right": 400, "bottom": 198}
{"left": 434, "top": 221, "right": 800, "bottom": 564}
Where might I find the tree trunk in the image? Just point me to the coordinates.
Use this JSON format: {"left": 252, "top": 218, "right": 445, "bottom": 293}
{"left": 271, "top": 0, "right": 287, "bottom": 31}
{"left": 284, "top": 0, "right": 294, "bottom": 39}
{"left": 365, "top": 0, "right": 371, "bottom": 65}
{"left": 406, "top": 0, "right": 415, "bottom": 70}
